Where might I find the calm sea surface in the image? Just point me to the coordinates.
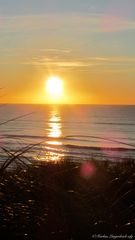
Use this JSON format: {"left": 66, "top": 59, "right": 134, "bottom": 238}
{"left": 0, "top": 104, "right": 135, "bottom": 162}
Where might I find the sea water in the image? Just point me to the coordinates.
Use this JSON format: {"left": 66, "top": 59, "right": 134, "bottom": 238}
{"left": 0, "top": 104, "right": 135, "bottom": 163}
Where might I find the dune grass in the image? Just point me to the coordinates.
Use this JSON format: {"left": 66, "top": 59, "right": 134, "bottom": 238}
{"left": 0, "top": 159, "right": 135, "bottom": 240}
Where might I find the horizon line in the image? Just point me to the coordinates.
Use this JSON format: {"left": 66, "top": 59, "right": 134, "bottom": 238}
{"left": 0, "top": 103, "right": 135, "bottom": 106}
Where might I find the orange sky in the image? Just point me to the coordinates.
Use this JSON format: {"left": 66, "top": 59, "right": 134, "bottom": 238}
{"left": 1, "top": 63, "right": 135, "bottom": 105}
{"left": 0, "top": 0, "right": 135, "bottom": 105}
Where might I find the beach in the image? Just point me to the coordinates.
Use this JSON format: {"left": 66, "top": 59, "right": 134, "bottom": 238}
{"left": 0, "top": 104, "right": 135, "bottom": 239}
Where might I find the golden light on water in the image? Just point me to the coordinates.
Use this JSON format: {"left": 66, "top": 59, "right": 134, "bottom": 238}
{"left": 45, "top": 110, "right": 63, "bottom": 162}
{"left": 48, "top": 113, "right": 62, "bottom": 139}
{"left": 36, "top": 109, "right": 63, "bottom": 163}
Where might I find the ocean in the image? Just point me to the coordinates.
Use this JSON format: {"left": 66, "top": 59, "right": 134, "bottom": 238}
{"left": 0, "top": 104, "right": 135, "bottom": 163}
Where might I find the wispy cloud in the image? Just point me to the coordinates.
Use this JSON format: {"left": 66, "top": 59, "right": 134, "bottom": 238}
{"left": 20, "top": 55, "right": 135, "bottom": 73}
{"left": 0, "top": 13, "right": 135, "bottom": 34}
{"left": 101, "top": 14, "right": 135, "bottom": 32}
{"left": 1, "top": 46, "right": 135, "bottom": 73}
{"left": 0, "top": 49, "right": 135, "bottom": 72}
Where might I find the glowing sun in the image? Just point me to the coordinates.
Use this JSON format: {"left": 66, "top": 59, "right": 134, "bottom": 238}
{"left": 46, "top": 76, "right": 64, "bottom": 101}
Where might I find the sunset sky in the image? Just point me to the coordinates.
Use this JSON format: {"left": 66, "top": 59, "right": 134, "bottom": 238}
{"left": 0, "top": 0, "right": 135, "bottom": 104}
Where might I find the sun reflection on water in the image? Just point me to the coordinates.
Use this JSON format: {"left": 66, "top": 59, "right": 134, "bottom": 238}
{"left": 48, "top": 113, "right": 62, "bottom": 139}
{"left": 45, "top": 109, "right": 64, "bottom": 162}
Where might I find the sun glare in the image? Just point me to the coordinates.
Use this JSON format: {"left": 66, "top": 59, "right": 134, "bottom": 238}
{"left": 46, "top": 76, "right": 64, "bottom": 101}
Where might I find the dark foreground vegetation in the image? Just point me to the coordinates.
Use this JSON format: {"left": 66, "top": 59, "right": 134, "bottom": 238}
{"left": 0, "top": 159, "right": 135, "bottom": 240}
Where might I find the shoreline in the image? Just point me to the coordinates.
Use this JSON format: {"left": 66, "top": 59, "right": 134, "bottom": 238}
{"left": 1, "top": 144, "right": 135, "bottom": 167}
